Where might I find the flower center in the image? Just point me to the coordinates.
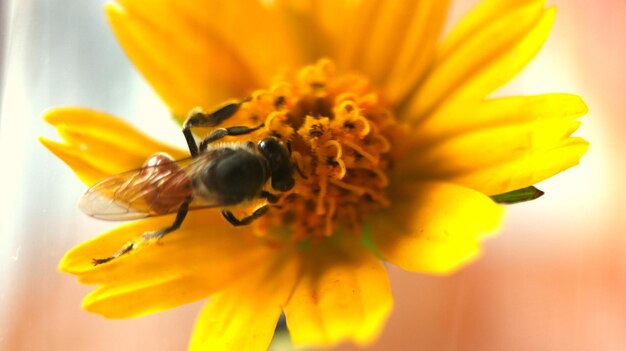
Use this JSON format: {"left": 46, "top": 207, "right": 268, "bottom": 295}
{"left": 222, "top": 59, "right": 402, "bottom": 241}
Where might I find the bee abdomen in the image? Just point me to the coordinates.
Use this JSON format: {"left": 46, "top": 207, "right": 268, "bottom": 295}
{"left": 140, "top": 153, "right": 192, "bottom": 214}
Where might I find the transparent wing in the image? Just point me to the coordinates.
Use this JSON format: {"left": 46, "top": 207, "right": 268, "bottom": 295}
{"left": 79, "top": 153, "right": 222, "bottom": 221}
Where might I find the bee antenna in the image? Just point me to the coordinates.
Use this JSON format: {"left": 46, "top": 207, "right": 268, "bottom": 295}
{"left": 293, "top": 162, "right": 308, "bottom": 180}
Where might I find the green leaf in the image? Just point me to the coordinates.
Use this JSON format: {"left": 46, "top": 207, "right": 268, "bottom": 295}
{"left": 361, "top": 224, "right": 383, "bottom": 259}
{"left": 491, "top": 186, "right": 545, "bottom": 204}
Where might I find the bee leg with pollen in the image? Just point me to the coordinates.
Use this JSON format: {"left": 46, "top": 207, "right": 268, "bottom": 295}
{"left": 182, "top": 99, "right": 249, "bottom": 156}
{"left": 92, "top": 197, "right": 193, "bottom": 265}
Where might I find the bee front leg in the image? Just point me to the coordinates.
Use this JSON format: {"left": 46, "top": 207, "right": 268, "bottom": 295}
{"left": 198, "top": 123, "right": 264, "bottom": 152}
{"left": 260, "top": 191, "right": 279, "bottom": 204}
{"left": 221, "top": 205, "right": 269, "bottom": 227}
{"left": 92, "top": 198, "right": 192, "bottom": 265}
{"left": 182, "top": 101, "right": 243, "bottom": 156}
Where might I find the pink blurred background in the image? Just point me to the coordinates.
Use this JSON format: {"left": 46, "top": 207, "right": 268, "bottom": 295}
{"left": 1, "top": 0, "right": 624, "bottom": 350}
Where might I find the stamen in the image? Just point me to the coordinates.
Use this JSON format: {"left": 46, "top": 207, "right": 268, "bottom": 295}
{"left": 373, "top": 134, "right": 391, "bottom": 153}
{"left": 341, "top": 140, "right": 378, "bottom": 166}
{"left": 370, "top": 168, "right": 389, "bottom": 187}
{"left": 229, "top": 59, "right": 403, "bottom": 241}
{"left": 328, "top": 178, "right": 366, "bottom": 195}
{"left": 324, "top": 198, "right": 337, "bottom": 237}
{"left": 323, "top": 140, "right": 347, "bottom": 179}
{"left": 316, "top": 175, "right": 328, "bottom": 215}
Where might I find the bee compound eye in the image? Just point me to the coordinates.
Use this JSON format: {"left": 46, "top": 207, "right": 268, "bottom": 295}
{"left": 258, "top": 137, "right": 281, "bottom": 155}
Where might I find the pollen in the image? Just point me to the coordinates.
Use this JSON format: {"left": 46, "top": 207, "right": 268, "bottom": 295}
{"left": 226, "top": 59, "right": 403, "bottom": 241}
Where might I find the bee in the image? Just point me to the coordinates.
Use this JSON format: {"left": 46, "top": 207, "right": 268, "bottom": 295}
{"left": 80, "top": 100, "right": 297, "bottom": 264}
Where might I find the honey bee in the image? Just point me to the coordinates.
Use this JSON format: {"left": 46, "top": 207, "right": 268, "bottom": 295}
{"left": 80, "top": 101, "right": 297, "bottom": 264}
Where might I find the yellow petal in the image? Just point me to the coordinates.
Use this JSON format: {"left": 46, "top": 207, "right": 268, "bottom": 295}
{"left": 39, "top": 137, "right": 110, "bottom": 186}
{"left": 189, "top": 249, "right": 299, "bottom": 351}
{"left": 267, "top": 0, "right": 350, "bottom": 62}
{"left": 409, "top": 118, "right": 582, "bottom": 179}
{"left": 42, "top": 108, "right": 186, "bottom": 186}
{"left": 399, "top": 94, "right": 588, "bottom": 195}
{"left": 107, "top": 0, "right": 304, "bottom": 118}
{"left": 405, "top": 1, "right": 554, "bottom": 120}
{"left": 379, "top": 1, "right": 450, "bottom": 105}
{"left": 105, "top": 2, "right": 253, "bottom": 118}
{"left": 84, "top": 274, "right": 223, "bottom": 319}
{"left": 168, "top": 0, "right": 306, "bottom": 84}
{"left": 284, "top": 242, "right": 392, "bottom": 347}
{"left": 333, "top": 0, "right": 449, "bottom": 106}
{"left": 371, "top": 181, "right": 504, "bottom": 274}
{"left": 450, "top": 137, "right": 589, "bottom": 195}
{"left": 413, "top": 93, "right": 588, "bottom": 143}
{"left": 61, "top": 211, "right": 273, "bottom": 318}
{"left": 330, "top": 0, "right": 377, "bottom": 69}
{"left": 44, "top": 107, "right": 177, "bottom": 154}
{"left": 438, "top": 0, "right": 545, "bottom": 59}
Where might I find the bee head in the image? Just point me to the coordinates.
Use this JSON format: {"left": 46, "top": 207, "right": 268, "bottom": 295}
{"left": 257, "top": 137, "right": 295, "bottom": 192}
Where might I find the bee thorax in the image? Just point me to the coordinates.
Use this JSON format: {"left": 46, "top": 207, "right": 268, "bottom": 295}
{"left": 193, "top": 148, "right": 269, "bottom": 206}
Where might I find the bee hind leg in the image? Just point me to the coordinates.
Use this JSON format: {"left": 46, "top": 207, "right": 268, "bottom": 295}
{"left": 222, "top": 205, "right": 269, "bottom": 226}
{"left": 92, "top": 198, "right": 192, "bottom": 265}
{"left": 91, "top": 242, "right": 135, "bottom": 265}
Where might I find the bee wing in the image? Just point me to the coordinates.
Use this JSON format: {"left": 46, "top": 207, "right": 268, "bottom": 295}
{"left": 79, "top": 154, "right": 222, "bottom": 221}
{"left": 79, "top": 181, "right": 154, "bottom": 221}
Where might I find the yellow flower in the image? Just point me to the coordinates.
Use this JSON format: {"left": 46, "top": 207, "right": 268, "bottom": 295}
{"left": 40, "top": 0, "right": 588, "bottom": 350}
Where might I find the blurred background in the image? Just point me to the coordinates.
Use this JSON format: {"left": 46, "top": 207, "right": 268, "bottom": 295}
{"left": 1, "top": 0, "right": 624, "bottom": 350}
